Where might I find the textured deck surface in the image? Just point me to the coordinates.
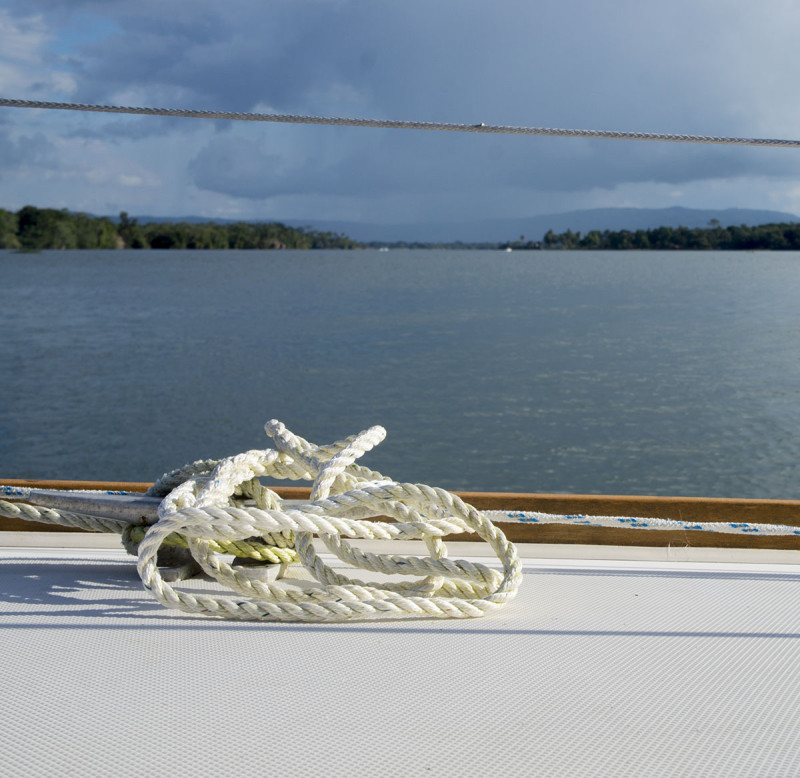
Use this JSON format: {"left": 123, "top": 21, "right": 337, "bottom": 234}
{"left": 1, "top": 540, "right": 799, "bottom": 776}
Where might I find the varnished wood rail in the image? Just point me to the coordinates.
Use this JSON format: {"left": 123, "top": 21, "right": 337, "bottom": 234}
{"left": 2, "top": 479, "right": 800, "bottom": 550}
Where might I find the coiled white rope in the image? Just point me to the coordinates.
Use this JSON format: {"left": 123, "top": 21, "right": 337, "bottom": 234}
{"left": 0, "top": 421, "right": 522, "bottom": 622}
{"left": 143, "top": 421, "right": 522, "bottom": 621}
{"left": 2, "top": 97, "right": 800, "bottom": 148}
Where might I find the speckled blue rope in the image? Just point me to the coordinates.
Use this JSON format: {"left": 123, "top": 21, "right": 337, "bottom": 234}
{"left": 485, "top": 511, "right": 800, "bottom": 536}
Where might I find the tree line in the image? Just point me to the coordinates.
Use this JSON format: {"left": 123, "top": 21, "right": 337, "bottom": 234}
{"left": 537, "top": 221, "right": 800, "bottom": 251}
{"left": 4, "top": 205, "right": 800, "bottom": 252}
{"left": 0, "top": 206, "right": 359, "bottom": 250}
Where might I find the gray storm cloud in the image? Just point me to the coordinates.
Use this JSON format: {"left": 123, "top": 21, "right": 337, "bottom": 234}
{"left": 2, "top": 0, "right": 800, "bottom": 220}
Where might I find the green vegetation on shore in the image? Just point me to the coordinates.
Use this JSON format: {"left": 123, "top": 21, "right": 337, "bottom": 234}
{"left": 3, "top": 205, "right": 800, "bottom": 251}
{"left": 537, "top": 221, "right": 800, "bottom": 250}
{"left": 0, "top": 206, "right": 358, "bottom": 250}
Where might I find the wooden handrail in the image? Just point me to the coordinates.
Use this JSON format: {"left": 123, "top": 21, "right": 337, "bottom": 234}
{"left": 2, "top": 478, "right": 799, "bottom": 549}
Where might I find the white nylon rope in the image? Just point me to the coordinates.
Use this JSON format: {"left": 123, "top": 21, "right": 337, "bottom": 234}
{"left": 1, "top": 419, "right": 799, "bottom": 622}
{"left": 0, "top": 421, "right": 522, "bottom": 622}
{"left": 2, "top": 97, "right": 800, "bottom": 148}
{"left": 142, "top": 421, "right": 521, "bottom": 621}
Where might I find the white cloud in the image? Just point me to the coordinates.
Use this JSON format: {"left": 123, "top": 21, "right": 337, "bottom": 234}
{"left": 0, "top": 11, "right": 50, "bottom": 63}
{"left": 0, "top": 10, "right": 76, "bottom": 95}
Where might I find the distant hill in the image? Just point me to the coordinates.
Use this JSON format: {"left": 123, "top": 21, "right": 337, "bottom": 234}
{"left": 280, "top": 207, "right": 800, "bottom": 244}
{"left": 129, "top": 206, "right": 800, "bottom": 244}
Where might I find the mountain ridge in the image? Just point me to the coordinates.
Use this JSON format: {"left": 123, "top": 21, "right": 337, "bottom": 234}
{"left": 129, "top": 206, "right": 800, "bottom": 244}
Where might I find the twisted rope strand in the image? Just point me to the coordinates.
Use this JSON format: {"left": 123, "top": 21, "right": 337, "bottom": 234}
{"left": 483, "top": 510, "right": 800, "bottom": 536}
{"left": 0, "top": 499, "right": 127, "bottom": 534}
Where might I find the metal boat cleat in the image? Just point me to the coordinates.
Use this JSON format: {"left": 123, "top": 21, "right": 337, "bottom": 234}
{"left": 231, "top": 555, "right": 287, "bottom": 582}
{"left": 154, "top": 545, "right": 204, "bottom": 582}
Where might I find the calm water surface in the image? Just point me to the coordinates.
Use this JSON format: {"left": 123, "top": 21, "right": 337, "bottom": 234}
{"left": 2, "top": 249, "right": 800, "bottom": 499}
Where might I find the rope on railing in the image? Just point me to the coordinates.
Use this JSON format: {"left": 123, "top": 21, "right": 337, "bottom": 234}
{"left": 2, "top": 97, "right": 800, "bottom": 148}
{"left": 1, "top": 419, "right": 798, "bottom": 622}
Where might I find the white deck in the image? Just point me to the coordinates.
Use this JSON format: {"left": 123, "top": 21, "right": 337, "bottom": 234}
{"left": 2, "top": 535, "right": 799, "bottom": 776}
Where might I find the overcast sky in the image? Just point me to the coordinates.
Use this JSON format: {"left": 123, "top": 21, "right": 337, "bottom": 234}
{"left": 2, "top": 0, "right": 800, "bottom": 225}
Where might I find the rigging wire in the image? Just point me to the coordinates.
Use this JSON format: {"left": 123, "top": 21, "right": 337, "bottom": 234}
{"left": 2, "top": 97, "right": 800, "bottom": 148}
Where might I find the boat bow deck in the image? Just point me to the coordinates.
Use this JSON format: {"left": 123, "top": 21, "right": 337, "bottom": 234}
{"left": 2, "top": 535, "right": 798, "bottom": 776}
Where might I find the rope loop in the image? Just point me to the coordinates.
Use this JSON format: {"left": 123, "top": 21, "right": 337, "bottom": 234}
{"left": 136, "top": 420, "right": 521, "bottom": 621}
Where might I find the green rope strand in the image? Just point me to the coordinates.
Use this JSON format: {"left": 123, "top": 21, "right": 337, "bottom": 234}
{"left": 124, "top": 526, "right": 300, "bottom": 564}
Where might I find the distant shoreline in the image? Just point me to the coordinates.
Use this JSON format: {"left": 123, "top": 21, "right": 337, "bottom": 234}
{"left": 3, "top": 205, "right": 800, "bottom": 251}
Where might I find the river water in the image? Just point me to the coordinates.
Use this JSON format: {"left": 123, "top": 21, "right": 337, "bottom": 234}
{"left": 2, "top": 248, "right": 800, "bottom": 498}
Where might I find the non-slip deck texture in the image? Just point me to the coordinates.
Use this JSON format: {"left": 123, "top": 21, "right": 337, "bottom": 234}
{"left": 1, "top": 547, "right": 799, "bottom": 777}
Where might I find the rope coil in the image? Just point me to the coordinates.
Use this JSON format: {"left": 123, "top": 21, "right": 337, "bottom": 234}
{"left": 138, "top": 420, "right": 521, "bottom": 621}
{"left": 0, "top": 420, "right": 521, "bottom": 622}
